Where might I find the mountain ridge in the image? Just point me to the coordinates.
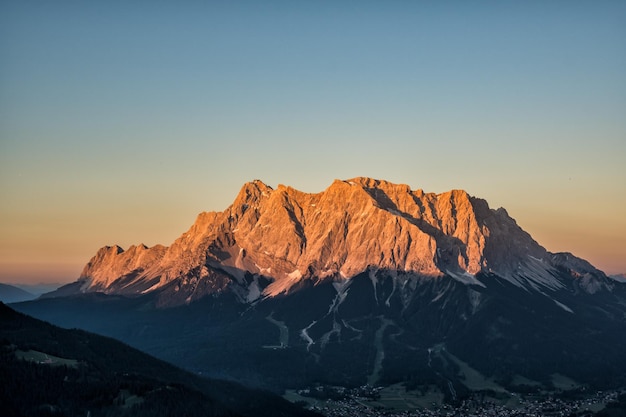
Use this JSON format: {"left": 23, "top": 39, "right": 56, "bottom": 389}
{"left": 0, "top": 283, "right": 35, "bottom": 303}
{"left": 49, "top": 177, "right": 611, "bottom": 306}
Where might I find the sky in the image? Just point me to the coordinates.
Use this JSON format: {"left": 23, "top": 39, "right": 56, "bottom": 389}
{"left": 1, "top": 1, "right": 625, "bottom": 284}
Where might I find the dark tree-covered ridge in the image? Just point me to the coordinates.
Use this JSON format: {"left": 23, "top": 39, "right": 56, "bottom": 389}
{"left": 0, "top": 302, "right": 320, "bottom": 417}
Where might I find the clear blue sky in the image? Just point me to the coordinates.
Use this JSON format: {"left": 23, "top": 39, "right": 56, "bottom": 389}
{"left": 1, "top": 1, "right": 625, "bottom": 283}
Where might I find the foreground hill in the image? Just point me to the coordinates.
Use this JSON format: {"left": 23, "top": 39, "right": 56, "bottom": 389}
{"left": 0, "top": 303, "right": 319, "bottom": 417}
{"left": 17, "top": 178, "right": 626, "bottom": 398}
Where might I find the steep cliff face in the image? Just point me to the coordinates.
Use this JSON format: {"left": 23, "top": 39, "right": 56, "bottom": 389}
{"left": 70, "top": 178, "right": 610, "bottom": 303}
{"left": 80, "top": 244, "right": 167, "bottom": 292}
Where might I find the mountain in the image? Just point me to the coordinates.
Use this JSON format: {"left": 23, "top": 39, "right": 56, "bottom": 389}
{"left": 17, "top": 178, "right": 626, "bottom": 399}
{"left": 610, "top": 273, "right": 626, "bottom": 283}
{"left": 0, "top": 302, "right": 320, "bottom": 417}
{"left": 47, "top": 177, "right": 612, "bottom": 303}
{"left": 15, "top": 282, "right": 65, "bottom": 297}
{"left": 0, "top": 283, "right": 35, "bottom": 303}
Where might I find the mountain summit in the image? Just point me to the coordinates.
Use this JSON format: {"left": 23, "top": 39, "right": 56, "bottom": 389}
{"left": 54, "top": 177, "right": 609, "bottom": 305}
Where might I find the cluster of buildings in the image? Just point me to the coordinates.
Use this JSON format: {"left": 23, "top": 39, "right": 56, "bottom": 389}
{"left": 306, "top": 389, "right": 619, "bottom": 417}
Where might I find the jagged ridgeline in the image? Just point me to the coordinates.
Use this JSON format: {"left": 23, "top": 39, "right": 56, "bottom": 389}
{"left": 48, "top": 177, "right": 612, "bottom": 303}
{"left": 17, "top": 178, "right": 626, "bottom": 394}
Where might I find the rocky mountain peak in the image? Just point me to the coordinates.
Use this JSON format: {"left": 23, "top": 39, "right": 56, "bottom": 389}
{"left": 79, "top": 244, "right": 167, "bottom": 291}
{"left": 67, "top": 178, "right": 610, "bottom": 303}
{"left": 233, "top": 179, "right": 273, "bottom": 207}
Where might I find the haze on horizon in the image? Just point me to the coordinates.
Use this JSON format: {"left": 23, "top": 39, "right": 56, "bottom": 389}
{"left": 1, "top": 1, "right": 625, "bottom": 284}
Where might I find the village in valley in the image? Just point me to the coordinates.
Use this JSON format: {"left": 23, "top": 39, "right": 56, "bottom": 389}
{"left": 286, "top": 384, "right": 622, "bottom": 417}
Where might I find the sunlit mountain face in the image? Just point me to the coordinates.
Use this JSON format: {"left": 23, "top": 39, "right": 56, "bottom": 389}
{"left": 15, "top": 178, "right": 626, "bottom": 400}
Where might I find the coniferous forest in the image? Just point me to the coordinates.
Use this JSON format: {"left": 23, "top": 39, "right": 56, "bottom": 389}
{"left": 0, "top": 303, "right": 319, "bottom": 417}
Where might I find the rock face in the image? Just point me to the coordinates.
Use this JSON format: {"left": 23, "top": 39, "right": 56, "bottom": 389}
{"left": 65, "top": 177, "right": 610, "bottom": 304}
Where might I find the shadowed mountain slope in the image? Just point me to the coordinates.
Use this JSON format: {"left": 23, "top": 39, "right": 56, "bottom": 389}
{"left": 0, "top": 302, "right": 320, "bottom": 417}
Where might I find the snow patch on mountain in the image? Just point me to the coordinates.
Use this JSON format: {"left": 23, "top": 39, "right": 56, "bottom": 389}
{"left": 494, "top": 256, "right": 564, "bottom": 293}
{"left": 264, "top": 269, "right": 304, "bottom": 297}
{"left": 328, "top": 280, "right": 351, "bottom": 314}
{"left": 300, "top": 321, "right": 316, "bottom": 351}
{"left": 246, "top": 276, "right": 262, "bottom": 302}
{"left": 320, "top": 320, "right": 341, "bottom": 349}
{"left": 446, "top": 270, "right": 486, "bottom": 288}
{"left": 553, "top": 299, "right": 574, "bottom": 313}
{"left": 141, "top": 281, "right": 161, "bottom": 294}
{"left": 385, "top": 271, "right": 398, "bottom": 307}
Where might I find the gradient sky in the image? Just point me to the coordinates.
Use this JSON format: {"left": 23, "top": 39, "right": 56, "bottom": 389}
{"left": 1, "top": 1, "right": 625, "bottom": 284}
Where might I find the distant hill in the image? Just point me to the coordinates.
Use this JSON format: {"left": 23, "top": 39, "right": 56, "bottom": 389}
{"left": 13, "top": 282, "right": 65, "bottom": 297}
{"left": 0, "top": 302, "right": 320, "bottom": 417}
{"left": 0, "top": 283, "right": 34, "bottom": 303}
{"left": 609, "top": 273, "right": 626, "bottom": 283}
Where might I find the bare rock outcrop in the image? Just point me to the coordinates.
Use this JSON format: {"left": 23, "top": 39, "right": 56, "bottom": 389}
{"left": 73, "top": 177, "right": 609, "bottom": 302}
